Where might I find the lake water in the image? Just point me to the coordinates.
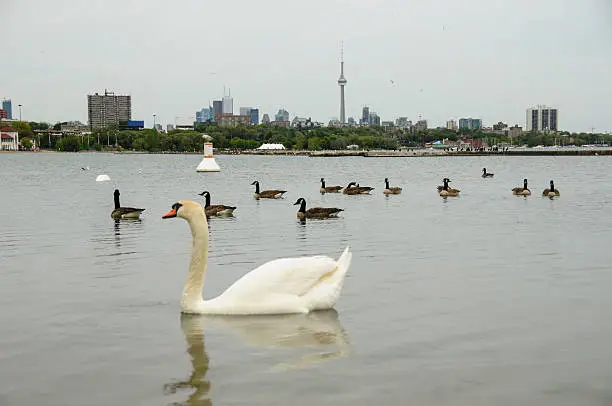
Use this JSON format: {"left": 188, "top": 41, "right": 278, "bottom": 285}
{"left": 1, "top": 152, "right": 611, "bottom": 406}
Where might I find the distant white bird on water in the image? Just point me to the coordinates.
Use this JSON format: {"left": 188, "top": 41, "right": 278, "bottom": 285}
{"left": 96, "top": 174, "right": 111, "bottom": 182}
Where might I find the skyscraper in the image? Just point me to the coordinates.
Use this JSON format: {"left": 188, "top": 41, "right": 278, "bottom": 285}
{"left": 222, "top": 95, "right": 233, "bottom": 115}
{"left": 338, "top": 45, "right": 347, "bottom": 124}
{"left": 212, "top": 100, "right": 223, "bottom": 119}
{"left": 250, "top": 108, "right": 259, "bottom": 125}
{"left": 2, "top": 99, "right": 12, "bottom": 119}
{"left": 87, "top": 90, "right": 131, "bottom": 129}
{"left": 526, "top": 105, "right": 558, "bottom": 132}
{"left": 361, "top": 106, "right": 370, "bottom": 125}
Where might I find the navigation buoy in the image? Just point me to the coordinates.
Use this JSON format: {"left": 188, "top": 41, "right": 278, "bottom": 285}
{"left": 96, "top": 174, "right": 111, "bottom": 182}
{"left": 196, "top": 142, "right": 220, "bottom": 172}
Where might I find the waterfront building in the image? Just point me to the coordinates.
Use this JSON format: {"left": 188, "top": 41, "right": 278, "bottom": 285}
{"left": 87, "top": 90, "right": 131, "bottom": 129}
{"left": 0, "top": 128, "right": 19, "bottom": 150}
{"left": 446, "top": 119, "right": 457, "bottom": 130}
{"left": 526, "top": 105, "right": 558, "bottom": 132}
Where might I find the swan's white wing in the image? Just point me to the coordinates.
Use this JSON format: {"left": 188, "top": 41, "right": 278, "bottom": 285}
{"left": 220, "top": 255, "right": 339, "bottom": 300}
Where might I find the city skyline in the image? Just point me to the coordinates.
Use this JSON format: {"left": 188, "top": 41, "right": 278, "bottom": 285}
{"left": 2, "top": 0, "right": 611, "bottom": 132}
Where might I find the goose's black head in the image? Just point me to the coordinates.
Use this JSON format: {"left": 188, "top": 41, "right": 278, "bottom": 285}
{"left": 384, "top": 177, "right": 389, "bottom": 182}
{"left": 251, "top": 181, "right": 259, "bottom": 186}
{"left": 293, "top": 198, "right": 305, "bottom": 206}
{"left": 482, "top": 168, "right": 486, "bottom": 172}
{"left": 114, "top": 189, "right": 120, "bottom": 197}
{"left": 320, "top": 178, "right": 325, "bottom": 182}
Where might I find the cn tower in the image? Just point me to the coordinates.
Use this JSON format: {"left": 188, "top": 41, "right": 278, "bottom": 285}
{"left": 338, "top": 44, "right": 347, "bottom": 124}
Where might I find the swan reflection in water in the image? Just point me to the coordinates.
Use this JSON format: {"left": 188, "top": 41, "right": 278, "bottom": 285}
{"left": 164, "top": 310, "right": 350, "bottom": 405}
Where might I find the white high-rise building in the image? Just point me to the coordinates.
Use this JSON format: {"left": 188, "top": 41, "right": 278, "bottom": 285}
{"left": 526, "top": 105, "right": 558, "bottom": 132}
{"left": 222, "top": 95, "right": 233, "bottom": 115}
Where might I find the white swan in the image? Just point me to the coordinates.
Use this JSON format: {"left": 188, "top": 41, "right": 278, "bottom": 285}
{"left": 162, "top": 200, "right": 352, "bottom": 315}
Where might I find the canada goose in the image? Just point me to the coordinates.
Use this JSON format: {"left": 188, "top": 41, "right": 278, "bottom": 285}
{"left": 482, "top": 168, "right": 494, "bottom": 178}
{"left": 320, "top": 178, "right": 343, "bottom": 194}
{"left": 251, "top": 181, "right": 287, "bottom": 199}
{"left": 342, "top": 182, "right": 374, "bottom": 195}
{"left": 512, "top": 179, "right": 531, "bottom": 196}
{"left": 111, "top": 189, "right": 145, "bottom": 219}
{"left": 439, "top": 178, "right": 460, "bottom": 197}
{"left": 542, "top": 180, "right": 560, "bottom": 197}
{"left": 199, "top": 191, "right": 237, "bottom": 216}
{"left": 436, "top": 178, "right": 460, "bottom": 193}
{"left": 383, "top": 178, "right": 402, "bottom": 195}
{"left": 294, "top": 198, "right": 343, "bottom": 219}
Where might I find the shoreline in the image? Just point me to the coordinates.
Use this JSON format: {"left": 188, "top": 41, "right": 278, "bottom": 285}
{"left": 2, "top": 148, "right": 610, "bottom": 157}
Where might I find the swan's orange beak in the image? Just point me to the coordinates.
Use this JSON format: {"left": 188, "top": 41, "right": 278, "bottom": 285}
{"left": 162, "top": 208, "right": 177, "bottom": 219}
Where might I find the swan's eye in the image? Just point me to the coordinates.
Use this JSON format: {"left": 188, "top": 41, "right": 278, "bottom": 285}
{"left": 172, "top": 203, "right": 183, "bottom": 211}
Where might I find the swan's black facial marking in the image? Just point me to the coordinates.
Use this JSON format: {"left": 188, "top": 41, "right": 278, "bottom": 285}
{"left": 172, "top": 202, "right": 183, "bottom": 212}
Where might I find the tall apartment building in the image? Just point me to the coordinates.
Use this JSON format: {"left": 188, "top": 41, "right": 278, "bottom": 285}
{"left": 526, "top": 105, "right": 558, "bottom": 132}
{"left": 87, "top": 90, "right": 131, "bottom": 129}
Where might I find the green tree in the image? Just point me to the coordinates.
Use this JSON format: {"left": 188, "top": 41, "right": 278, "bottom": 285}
{"left": 21, "top": 138, "right": 33, "bottom": 150}
{"left": 12, "top": 121, "right": 33, "bottom": 138}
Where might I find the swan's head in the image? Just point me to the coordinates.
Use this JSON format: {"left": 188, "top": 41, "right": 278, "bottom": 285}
{"left": 162, "top": 200, "right": 204, "bottom": 220}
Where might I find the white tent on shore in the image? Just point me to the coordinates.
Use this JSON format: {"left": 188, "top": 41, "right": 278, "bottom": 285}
{"left": 257, "top": 143, "right": 286, "bottom": 150}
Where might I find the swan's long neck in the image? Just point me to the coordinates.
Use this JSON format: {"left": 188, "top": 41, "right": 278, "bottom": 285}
{"left": 182, "top": 210, "right": 209, "bottom": 309}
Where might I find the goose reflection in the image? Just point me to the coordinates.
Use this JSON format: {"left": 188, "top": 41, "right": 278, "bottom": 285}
{"left": 164, "top": 310, "right": 350, "bottom": 405}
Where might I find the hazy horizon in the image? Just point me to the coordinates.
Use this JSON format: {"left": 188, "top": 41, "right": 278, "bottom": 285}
{"left": 2, "top": 0, "right": 611, "bottom": 132}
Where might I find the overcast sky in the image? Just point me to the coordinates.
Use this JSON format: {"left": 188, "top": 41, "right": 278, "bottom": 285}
{"left": 2, "top": 0, "right": 611, "bottom": 132}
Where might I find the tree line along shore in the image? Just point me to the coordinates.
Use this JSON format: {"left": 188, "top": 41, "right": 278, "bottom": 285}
{"left": 8, "top": 121, "right": 612, "bottom": 153}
